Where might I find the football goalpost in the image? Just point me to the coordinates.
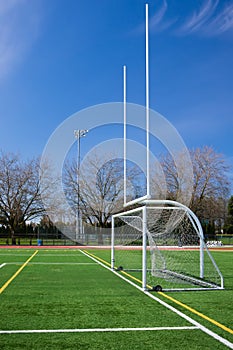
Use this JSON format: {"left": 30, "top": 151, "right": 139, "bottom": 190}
{"left": 111, "top": 4, "right": 224, "bottom": 291}
{"left": 111, "top": 199, "right": 224, "bottom": 291}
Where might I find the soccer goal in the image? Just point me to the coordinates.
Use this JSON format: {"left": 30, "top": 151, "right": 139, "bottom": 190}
{"left": 111, "top": 200, "right": 224, "bottom": 292}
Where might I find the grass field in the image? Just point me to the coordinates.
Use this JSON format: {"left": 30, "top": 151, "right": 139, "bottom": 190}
{"left": 0, "top": 247, "right": 232, "bottom": 349}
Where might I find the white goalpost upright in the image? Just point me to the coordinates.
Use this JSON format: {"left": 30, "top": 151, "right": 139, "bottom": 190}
{"left": 145, "top": 3, "right": 150, "bottom": 200}
{"left": 112, "top": 4, "right": 224, "bottom": 292}
{"left": 123, "top": 64, "right": 127, "bottom": 206}
{"left": 123, "top": 4, "right": 151, "bottom": 208}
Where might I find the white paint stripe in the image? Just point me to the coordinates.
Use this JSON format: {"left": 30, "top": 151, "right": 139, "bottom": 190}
{"left": 5, "top": 262, "right": 96, "bottom": 265}
{"left": 0, "top": 254, "right": 84, "bottom": 257}
{"left": 0, "top": 263, "right": 6, "bottom": 269}
{"left": 30, "top": 262, "right": 96, "bottom": 265}
{"left": 144, "top": 291, "right": 233, "bottom": 349}
{"left": 80, "top": 250, "right": 233, "bottom": 350}
{"left": 0, "top": 326, "right": 198, "bottom": 334}
{"left": 0, "top": 254, "right": 34, "bottom": 256}
{"left": 34, "top": 254, "right": 85, "bottom": 257}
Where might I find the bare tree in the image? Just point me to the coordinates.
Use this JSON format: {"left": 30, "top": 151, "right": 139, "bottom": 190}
{"left": 224, "top": 195, "right": 233, "bottom": 234}
{"left": 150, "top": 149, "right": 194, "bottom": 206}
{"left": 190, "top": 146, "right": 230, "bottom": 220}
{"left": 0, "top": 151, "right": 53, "bottom": 240}
{"left": 65, "top": 153, "right": 125, "bottom": 229}
{"left": 65, "top": 151, "right": 145, "bottom": 221}
{"left": 155, "top": 146, "right": 230, "bottom": 225}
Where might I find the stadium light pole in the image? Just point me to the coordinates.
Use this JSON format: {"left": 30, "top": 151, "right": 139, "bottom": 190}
{"left": 74, "top": 129, "right": 88, "bottom": 242}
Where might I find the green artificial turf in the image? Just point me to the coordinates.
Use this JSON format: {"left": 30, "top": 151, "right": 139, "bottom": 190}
{"left": 0, "top": 249, "right": 232, "bottom": 349}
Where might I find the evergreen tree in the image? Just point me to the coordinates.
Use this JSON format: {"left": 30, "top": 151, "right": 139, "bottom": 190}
{"left": 224, "top": 196, "right": 233, "bottom": 233}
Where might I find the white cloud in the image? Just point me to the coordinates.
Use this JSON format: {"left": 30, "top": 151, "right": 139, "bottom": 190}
{"left": 181, "top": 0, "right": 218, "bottom": 33}
{"left": 131, "top": 0, "right": 171, "bottom": 35}
{"left": 133, "top": 0, "right": 233, "bottom": 38}
{"left": 150, "top": 0, "right": 178, "bottom": 32}
{"left": 150, "top": 0, "right": 168, "bottom": 29}
{"left": 0, "top": 0, "right": 43, "bottom": 81}
{"left": 206, "top": 3, "right": 233, "bottom": 35}
{"left": 177, "top": 0, "right": 233, "bottom": 36}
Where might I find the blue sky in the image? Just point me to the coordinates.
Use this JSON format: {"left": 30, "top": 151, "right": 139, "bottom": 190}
{"left": 0, "top": 0, "right": 232, "bottom": 174}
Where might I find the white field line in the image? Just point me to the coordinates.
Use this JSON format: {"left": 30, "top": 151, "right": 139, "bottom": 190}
{"left": 0, "top": 254, "right": 35, "bottom": 256}
{"left": 80, "top": 250, "right": 233, "bottom": 350}
{"left": 0, "top": 254, "right": 84, "bottom": 257}
{"left": 27, "top": 262, "right": 97, "bottom": 265}
{"left": 33, "top": 254, "right": 85, "bottom": 257}
{"left": 0, "top": 263, "right": 6, "bottom": 269}
{"left": 4, "top": 262, "right": 96, "bottom": 265}
{"left": 0, "top": 326, "right": 198, "bottom": 334}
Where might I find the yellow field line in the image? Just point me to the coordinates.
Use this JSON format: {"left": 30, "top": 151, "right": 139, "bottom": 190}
{"left": 120, "top": 270, "right": 233, "bottom": 335}
{"left": 82, "top": 249, "right": 233, "bottom": 336}
{"left": 158, "top": 291, "right": 233, "bottom": 335}
{"left": 83, "top": 250, "right": 112, "bottom": 267}
{"left": 121, "top": 270, "right": 143, "bottom": 285}
{"left": 83, "top": 250, "right": 143, "bottom": 287}
{"left": 0, "top": 250, "right": 38, "bottom": 295}
{"left": 83, "top": 250, "right": 143, "bottom": 285}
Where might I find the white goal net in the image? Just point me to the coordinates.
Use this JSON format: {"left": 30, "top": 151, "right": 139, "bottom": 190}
{"left": 111, "top": 200, "right": 224, "bottom": 291}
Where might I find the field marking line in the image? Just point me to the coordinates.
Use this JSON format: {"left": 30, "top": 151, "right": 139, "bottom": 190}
{"left": 158, "top": 291, "right": 233, "bottom": 335}
{"left": 4, "top": 262, "right": 96, "bottom": 266}
{"left": 82, "top": 250, "right": 145, "bottom": 286}
{"left": 27, "top": 262, "right": 96, "bottom": 265}
{"left": 0, "top": 326, "right": 198, "bottom": 334}
{"left": 0, "top": 254, "right": 35, "bottom": 256}
{"left": 0, "top": 263, "right": 6, "bottom": 269}
{"left": 0, "top": 253, "right": 85, "bottom": 257}
{"left": 82, "top": 249, "right": 147, "bottom": 289}
{"left": 80, "top": 249, "right": 233, "bottom": 349}
{"left": 83, "top": 250, "right": 112, "bottom": 267}
{"left": 0, "top": 250, "right": 38, "bottom": 295}
{"left": 32, "top": 254, "right": 85, "bottom": 257}
{"left": 120, "top": 269, "right": 143, "bottom": 285}
{"left": 90, "top": 250, "right": 233, "bottom": 336}
{"left": 143, "top": 290, "right": 233, "bottom": 350}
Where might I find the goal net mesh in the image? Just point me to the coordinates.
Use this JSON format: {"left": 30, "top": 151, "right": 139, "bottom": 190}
{"left": 112, "top": 205, "right": 223, "bottom": 291}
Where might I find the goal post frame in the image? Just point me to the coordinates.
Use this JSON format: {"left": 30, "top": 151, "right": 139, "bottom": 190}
{"left": 111, "top": 199, "right": 224, "bottom": 291}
